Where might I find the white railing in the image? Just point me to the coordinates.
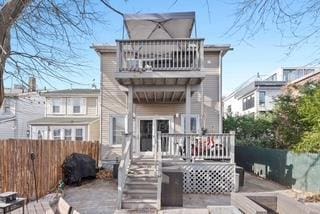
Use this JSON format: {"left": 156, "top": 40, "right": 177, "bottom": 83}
{"left": 117, "top": 39, "right": 204, "bottom": 72}
{"left": 160, "top": 132, "right": 235, "bottom": 162}
{"left": 117, "top": 134, "right": 132, "bottom": 209}
{"left": 155, "top": 131, "right": 162, "bottom": 210}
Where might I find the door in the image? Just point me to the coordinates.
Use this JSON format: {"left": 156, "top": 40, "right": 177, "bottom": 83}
{"left": 140, "top": 120, "right": 153, "bottom": 152}
{"left": 156, "top": 120, "right": 169, "bottom": 152}
{"left": 137, "top": 116, "right": 173, "bottom": 154}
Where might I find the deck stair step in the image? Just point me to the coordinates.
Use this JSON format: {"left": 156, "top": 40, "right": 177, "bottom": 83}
{"left": 120, "top": 156, "right": 160, "bottom": 211}
{"left": 122, "top": 199, "right": 157, "bottom": 209}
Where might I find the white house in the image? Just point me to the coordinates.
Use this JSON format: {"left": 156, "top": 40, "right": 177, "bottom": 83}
{"left": 29, "top": 89, "right": 100, "bottom": 141}
{"left": 0, "top": 84, "right": 45, "bottom": 139}
{"left": 224, "top": 67, "right": 319, "bottom": 117}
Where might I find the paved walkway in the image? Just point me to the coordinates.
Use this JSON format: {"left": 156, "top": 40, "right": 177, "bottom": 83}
{"left": 61, "top": 173, "right": 290, "bottom": 214}
{"left": 64, "top": 179, "right": 117, "bottom": 214}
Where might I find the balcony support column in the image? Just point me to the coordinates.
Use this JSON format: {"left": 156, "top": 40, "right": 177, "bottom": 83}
{"left": 128, "top": 86, "right": 133, "bottom": 158}
{"left": 185, "top": 84, "right": 191, "bottom": 161}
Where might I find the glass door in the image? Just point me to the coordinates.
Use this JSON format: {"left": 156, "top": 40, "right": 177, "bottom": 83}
{"left": 140, "top": 120, "right": 153, "bottom": 152}
{"left": 156, "top": 120, "right": 169, "bottom": 152}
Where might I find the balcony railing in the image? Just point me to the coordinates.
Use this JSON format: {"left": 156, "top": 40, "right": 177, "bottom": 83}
{"left": 117, "top": 39, "right": 204, "bottom": 72}
{"left": 158, "top": 132, "right": 235, "bottom": 162}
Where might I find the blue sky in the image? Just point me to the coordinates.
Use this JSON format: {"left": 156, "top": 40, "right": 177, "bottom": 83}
{"left": 5, "top": 0, "right": 317, "bottom": 95}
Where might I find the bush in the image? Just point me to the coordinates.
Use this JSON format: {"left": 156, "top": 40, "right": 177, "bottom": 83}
{"left": 223, "top": 114, "right": 275, "bottom": 148}
{"left": 224, "top": 83, "right": 320, "bottom": 153}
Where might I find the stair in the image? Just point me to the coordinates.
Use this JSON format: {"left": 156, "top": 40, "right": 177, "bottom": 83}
{"left": 120, "top": 156, "right": 159, "bottom": 211}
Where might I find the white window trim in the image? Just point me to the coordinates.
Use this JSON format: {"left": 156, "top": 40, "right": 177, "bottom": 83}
{"left": 109, "top": 114, "right": 128, "bottom": 147}
{"left": 51, "top": 98, "right": 65, "bottom": 115}
{"left": 70, "top": 97, "right": 87, "bottom": 115}
{"left": 181, "top": 114, "right": 200, "bottom": 134}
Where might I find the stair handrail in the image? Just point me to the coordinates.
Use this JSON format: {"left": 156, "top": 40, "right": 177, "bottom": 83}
{"left": 117, "top": 133, "right": 132, "bottom": 209}
{"left": 156, "top": 131, "right": 163, "bottom": 210}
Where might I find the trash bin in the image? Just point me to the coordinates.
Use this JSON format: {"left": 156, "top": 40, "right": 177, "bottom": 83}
{"left": 161, "top": 167, "right": 183, "bottom": 207}
{"left": 236, "top": 166, "right": 244, "bottom": 187}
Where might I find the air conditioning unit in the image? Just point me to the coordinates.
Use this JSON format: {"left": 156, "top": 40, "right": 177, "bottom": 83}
{"left": 127, "top": 59, "right": 143, "bottom": 70}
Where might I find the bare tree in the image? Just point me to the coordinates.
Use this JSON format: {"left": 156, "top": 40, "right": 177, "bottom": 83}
{"left": 0, "top": 0, "right": 106, "bottom": 106}
{"left": 229, "top": 0, "right": 320, "bottom": 60}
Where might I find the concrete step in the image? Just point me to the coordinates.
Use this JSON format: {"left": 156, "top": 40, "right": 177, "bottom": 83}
{"left": 122, "top": 199, "right": 158, "bottom": 210}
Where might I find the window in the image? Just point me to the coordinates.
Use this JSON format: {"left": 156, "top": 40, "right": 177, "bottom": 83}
{"left": 242, "top": 94, "right": 255, "bottom": 110}
{"left": 227, "top": 105, "right": 232, "bottom": 114}
{"left": 75, "top": 128, "right": 83, "bottom": 141}
{"left": 72, "top": 98, "right": 81, "bottom": 113}
{"left": 182, "top": 114, "right": 199, "bottom": 134}
{"left": 259, "top": 91, "right": 266, "bottom": 106}
{"left": 53, "top": 129, "right": 61, "bottom": 140}
{"left": 37, "top": 130, "right": 42, "bottom": 139}
{"left": 64, "top": 129, "right": 72, "bottom": 140}
{"left": 4, "top": 106, "right": 10, "bottom": 113}
{"left": 110, "top": 116, "right": 126, "bottom": 145}
{"left": 52, "top": 98, "right": 61, "bottom": 113}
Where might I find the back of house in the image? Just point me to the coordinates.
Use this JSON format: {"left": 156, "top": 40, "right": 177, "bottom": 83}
{"left": 93, "top": 11, "right": 232, "bottom": 162}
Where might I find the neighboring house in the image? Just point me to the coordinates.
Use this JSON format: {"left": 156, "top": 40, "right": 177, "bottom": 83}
{"left": 29, "top": 89, "right": 100, "bottom": 141}
{"left": 94, "top": 12, "right": 236, "bottom": 210}
{"left": 224, "top": 80, "right": 286, "bottom": 116}
{"left": 224, "top": 67, "right": 319, "bottom": 116}
{"left": 265, "top": 67, "right": 318, "bottom": 82}
{"left": 0, "top": 85, "right": 45, "bottom": 139}
{"left": 284, "top": 70, "right": 320, "bottom": 96}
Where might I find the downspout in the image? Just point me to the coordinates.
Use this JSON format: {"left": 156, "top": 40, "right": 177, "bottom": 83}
{"left": 218, "top": 51, "right": 223, "bottom": 133}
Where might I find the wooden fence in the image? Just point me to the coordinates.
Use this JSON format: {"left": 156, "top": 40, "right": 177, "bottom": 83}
{"left": 0, "top": 139, "right": 100, "bottom": 200}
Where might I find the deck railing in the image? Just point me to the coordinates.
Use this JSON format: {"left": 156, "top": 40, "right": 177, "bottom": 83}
{"left": 159, "top": 132, "right": 235, "bottom": 162}
{"left": 117, "top": 39, "right": 204, "bottom": 72}
{"left": 117, "top": 134, "right": 132, "bottom": 209}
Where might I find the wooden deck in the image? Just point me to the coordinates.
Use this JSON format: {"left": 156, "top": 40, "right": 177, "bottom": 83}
{"left": 11, "top": 199, "right": 51, "bottom": 214}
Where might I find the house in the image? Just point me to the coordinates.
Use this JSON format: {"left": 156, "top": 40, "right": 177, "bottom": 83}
{"left": 223, "top": 77, "right": 286, "bottom": 117}
{"left": 0, "top": 81, "right": 45, "bottom": 139}
{"left": 94, "top": 12, "right": 235, "bottom": 210}
{"left": 224, "top": 67, "right": 319, "bottom": 117}
{"left": 285, "top": 70, "right": 320, "bottom": 96}
{"left": 29, "top": 89, "right": 100, "bottom": 141}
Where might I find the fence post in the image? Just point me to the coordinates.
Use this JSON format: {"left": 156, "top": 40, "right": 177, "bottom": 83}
{"left": 230, "top": 131, "right": 235, "bottom": 163}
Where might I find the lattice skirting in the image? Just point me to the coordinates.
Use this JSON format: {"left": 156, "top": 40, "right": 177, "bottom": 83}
{"left": 182, "top": 163, "right": 235, "bottom": 193}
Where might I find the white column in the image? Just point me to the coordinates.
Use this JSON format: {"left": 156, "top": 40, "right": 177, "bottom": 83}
{"left": 128, "top": 86, "right": 133, "bottom": 158}
{"left": 185, "top": 84, "right": 191, "bottom": 133}
{"left": 185, "top": 84, "right": 191, "bottom": 161}
{"left": 218, "top": 51, "right": 223, "bottom": 133}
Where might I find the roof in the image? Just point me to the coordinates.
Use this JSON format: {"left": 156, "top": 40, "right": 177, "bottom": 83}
{"left": 124, "top": 12, "right": 195, "bottom": 39}
{"left": 42, "top": 89, "right": 100, "bottom": 97}
{"left": 29, "top": 117, "right": 99, "bottom": 125}
{"left": 234, "top": 81, "right": 286, "bottom": 99}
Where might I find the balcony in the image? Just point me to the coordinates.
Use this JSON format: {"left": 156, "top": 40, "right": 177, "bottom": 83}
{"left": 117, "top": 38, "right": 204, "bottom": 72}
{"left": 115, "top": 39, "right": 205, "bottom": 87}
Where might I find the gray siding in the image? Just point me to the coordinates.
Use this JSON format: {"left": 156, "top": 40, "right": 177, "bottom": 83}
{"left": 100, "top": 48, "right": 222, "bottom": 160}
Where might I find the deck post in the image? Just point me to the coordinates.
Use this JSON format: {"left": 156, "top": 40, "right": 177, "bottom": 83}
{"left": 230, "top": 131, "right": 235, "bottom": 163}
{"left": 128, "top": 86, "right": 133, "bottom": 159}
{"left": 185, "top": 84, "right": 191, "bottom": 161}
